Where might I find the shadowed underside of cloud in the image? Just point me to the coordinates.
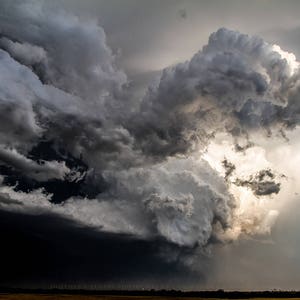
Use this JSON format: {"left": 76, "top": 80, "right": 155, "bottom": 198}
{"left": 0, "top": 209, "right": 203, "bottom": 289}
{"left": 0, "top": 0, "right": 299, "bottom": 287}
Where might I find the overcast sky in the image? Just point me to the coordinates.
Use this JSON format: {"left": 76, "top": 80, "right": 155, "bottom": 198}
{"left": 1, "top": 0, "right": 300, "bottom": 290}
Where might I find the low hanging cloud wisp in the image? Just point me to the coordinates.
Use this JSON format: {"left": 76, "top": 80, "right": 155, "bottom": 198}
{"left": 0, "top": 0, "right": 300, "bottom": 261}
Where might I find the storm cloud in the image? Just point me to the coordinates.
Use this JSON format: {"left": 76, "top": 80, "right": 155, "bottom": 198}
{"left": 131, "top": 28, "right": 300, "bottom": 158}
{"left": 0, "top": 0, "right": 300, "bottom": 289}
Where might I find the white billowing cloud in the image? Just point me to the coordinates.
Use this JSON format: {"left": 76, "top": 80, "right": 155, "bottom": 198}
{"left": 272, "top": 44, "right": 299, "bottom": 76}
{"left": 130, "top": 28, "right": 300, "bottom": 158}
{"left": 0, "top": 185, "right": 52, "bottom": 210}
{"left": 0, "top": 156, "right": 234, "bottom": 247}
{"left": 96, "top": 158, "right": 234, "bottom": 247}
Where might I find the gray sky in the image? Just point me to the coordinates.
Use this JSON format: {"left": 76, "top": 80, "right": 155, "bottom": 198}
{"left": 59, "top": 0, "right": 300, "bottom": 74}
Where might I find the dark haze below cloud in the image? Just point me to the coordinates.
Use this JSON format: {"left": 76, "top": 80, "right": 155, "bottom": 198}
{"left": 0, "top": 208, "right": 204, "bottom": 289}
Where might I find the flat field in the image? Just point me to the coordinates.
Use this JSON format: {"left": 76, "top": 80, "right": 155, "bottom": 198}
{"left": 0, "top": 296, "right": 214, "bottom": 300}
{"left": 1, "top": 296, "right": 300, "bottom": 300}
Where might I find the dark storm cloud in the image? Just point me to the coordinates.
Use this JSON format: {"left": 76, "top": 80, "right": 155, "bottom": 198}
{"left": 0, "top": 157, "right": 236, "bottom": 249}
{"left": 0, "top": 0, "right": 135, "bottom": 169}
{"left": 0, "top": 0, "right": 299, "bottom": 289}
{"left": 221, "top": 158, "right": 281, "bottom": 196}
{"left": 0, "top": 140, "right": 94, "bottom": 203}
{"left": 0, "top": 36, "right": 47, "bottom": 67}
{"left": 129, "top": 28, "right": 300, "bottom": 158}
{"left": 0, "top": 146, "right": 71, "bottom": 181}
{"left": 0, "top": 0, "right": 126, "bottom": 100}
{"left": 234, "top": 169, "right": 281, "bottom": 196}
{"left": 222, "top": 159, "right": 236, "bottom": 181}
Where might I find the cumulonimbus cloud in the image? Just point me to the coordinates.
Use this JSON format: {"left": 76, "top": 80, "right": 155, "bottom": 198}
{"left": 0, "top": 0, "right": 299, "bottom": 260}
